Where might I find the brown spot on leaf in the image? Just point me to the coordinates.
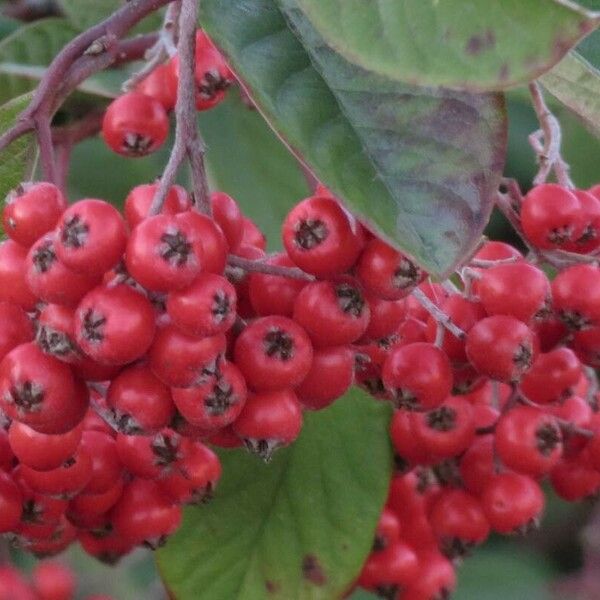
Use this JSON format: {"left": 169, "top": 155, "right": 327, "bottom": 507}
{"left": 466, "top": 29, "right": 495, "bottom": 55}
{"left": 302, "top": 554, "right": 327, "bottom": 586}
{"left": 265, "top": 580, "right": 280, "bottom": 594}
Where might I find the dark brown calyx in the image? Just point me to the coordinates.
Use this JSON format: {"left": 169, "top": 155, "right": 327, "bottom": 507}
{"left": 122, "top": 132, "right": 153, "bottom": 156}
{"left": 160, "top": 230, "right": 193, "bottom": 266}
{"left": 294, "top": 219, "right": 328, "bottom": 250}
{"left": 204, "top": 380, "right": 237, "bottom": 416}
{"left": 427, "top": 406, "right": 457, "bottom": 432}
{"left": 8, "top": 381, "right": 44, "bottom": 413}
{"left": 81, "top": 309, "right": 106, "bottom": 343}
{"left": 61, "top": 214, "right": 89, "bottom": 248}
{"left": 264, "top": 328, "right": 294, "bottom": 361}
{"left": 336, "top": 283, "right": 365, "bottom": 317}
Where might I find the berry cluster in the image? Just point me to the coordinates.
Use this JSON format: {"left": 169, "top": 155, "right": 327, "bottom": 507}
{"left": 353, "top": 183, "right": 600, "bottom": 600}
{"left": 0, "top": 560, "right": 110, "bottom": 600}
{"left": 102, "top": 30, "right": 232, "bottom": 158}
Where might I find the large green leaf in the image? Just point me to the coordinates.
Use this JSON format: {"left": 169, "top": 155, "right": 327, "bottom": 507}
{"left": 540, "top": 52, "right": 600, "bottom": 138}
{"left": 157, "top": 390, "right": 392, "bottom": 600}
{"left": 57, "top": 0, "right": 162, "bottom": 34}
{"left": 200, "top": 0, "right": 507, "bottom": 277}
{"left": 0, "top": 18, "right": 78, "bottom": 104}
{"left": 291, "top": 0, "right": 599, "bottom": 91}
{"left": 0, "top": 93, "right": 35, "bottom": 209}
{"left": 577, "top": 0, "right": 600, "bottom": 67}
{"left": 199, "top": 91, "right": 309, "bottom": 249}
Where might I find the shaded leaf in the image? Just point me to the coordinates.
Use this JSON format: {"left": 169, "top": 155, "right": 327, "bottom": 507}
{"left": 201, "top": 0, "right": 507, "bottom": 276}
{"left": 293, "top": 0, "right": 599, "bottom": 91}
{"left": 0, "top": 93, "right": 35, "bottom": 211}
{"left": 540, "top": 52, "right": 600, "bottom": 138}
{"left": 199, "top": 90, "right": 309, "bottom": 249}
{"left": 157, "top": 390, "right": 392, "bottom": 600}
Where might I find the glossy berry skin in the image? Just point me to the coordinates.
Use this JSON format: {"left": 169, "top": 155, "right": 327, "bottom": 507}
{"left": 0, "top": 240, "right": 37, "bottom": 310}
{"left": 413, "top": 396, "right": 475, "bottom": 459}
{"left": 551, "top": 457, "right": 600, "bottom": 501}
{"left": 356, "top": 238, "right": 425, "bottom": 300}
{"left": 365, "top": 296, "right": 406, "bottom": 340}
{"left": 282, "top": 195, "right": 364, "bottom": 277}
{"left": 211, "top": 191, "right": 243, "bottom": 251}
{"left": 0, "top": 343, "right": 76, "bottom": 432}
{"left": 124, "top": 183, "right": 190, "bottom": 229}
{"left": 402, "top": 550, "right": 456, "bottom": 600}
{"left": 293, "top": 280, "right": 370, "bottom": 347}
{"left": 520, "top": 347, "right": 581, "bottom": 404}
{"left": 135, "top": 61, "right": 178, "bottom": 111}
{"left": 241, "top": 217, "right": 266, "bottom": 250}
{"left": 248, "top": 254, "right": 307, "bottom": 318}
{"left": 296, "top": 345, "right": 354, "bottom": 410}
{"left": 0, "top": 470, "right": 22, "bottom": 532}
{"left": 234, "top": 316, "right": 313, "bottom": 392}
{"left": 167, "top": 273, "right": 237, "bottom": 337}
{"left": 481, "top": 472, "right": 544, "bottom": 534}
{"left": 521, "top": 183, "right": 584, "bottom": 249}
{"left": 36, "top": 303, "right": 78, "bottom": 363}
{"left": 390, "top": 410, "right": 432, "bottom": 466}
{"left": 382, "top": 342, "right": 453, "bottom": 410}
{"left": 112, "top": 478, "right": 182, "bottom": 549}
{"left": 572, "top": 189, "right": 600, "bottom": 253}
{"left": 80, "top": 430, "right": 123, "bottom": 495}
{"left": 233, "top": 389, "right": 303, "bottom": 461}
{"left": 32, "top": 561, "right": 75, "bottom": 600}
{"left": 373, "top": 507, "right": 401, "bottom": 550}
{"left": 3, "top": 182, "right": 66, "bottom": 247}
{"left": 459, "top": 435, "right": 495, "bottom": 495}
{"left": 0, "top": 302, "right": 33, "bottom": 362}
{"left": 55, "top": 199, "right": 127, "bottom": 277}
{"left": 358, "top": 541, "right": 419, "bottom": 592}
{"left": 429, "top": 489, "right": 490, "bottom": 557}
{"left": 466, "top": 315, "right": 537, "bottom": 382}
{"left": 126, "top": 214, "right": 203, "bottom": 292}
{"left": 69, "top": 478, "right": 124, "bottom": 522}
{"left": 552, "top": 264, "right": 600, "bottom": 330}
{"left": 172, "top": 360, "right": 247, "bottom": 429}
{"left": 478, "top": 262, "right": 550, "bottom": 323}
{"left": 8, "top": 421, "right": 82, "bottom": 471}
{"left": 181, "top": 211, "right": 228, "bottom": 274}
{"left": 149, "top": 325, "right": 226, "bottom": 387}
{"left": 26, "top": 234, "right": 98, "bottom": 307}
{"left": 107, "top": 364, "right": 175, "bottom": 434}
{"left": 115, "top": 429, "right": 179, "bottom": 479}
{"left": 102, "top": 92, "right": 169, "bottom": 157}
{"left": 75, "top": 285, "right": 156, "bottom": 365}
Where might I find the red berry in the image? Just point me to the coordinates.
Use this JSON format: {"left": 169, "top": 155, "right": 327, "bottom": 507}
{"left": 282, "top": 195, "right": 364, "bottom": 277}
{"left": 356, "top": 239, "right": 425, "bottom": 300}
{"left": 75, "top": 285, "right": 156, "bottom": 365}
{"left": 233, "top": 389, "right": 303, "bottom": 460}
{"left": 550, "top": 457, "right": 600, "bottom": 501}
{"left": 0, "top": 302, "right": 33, "bottom": 362}
{"left": 466, "top": 315, "right": 537, "bottom": 382}
{"left": 293, "top": 280, "right": 370, "bottom": 347}
{"left": 358, "top": 541, "right": 419, "bottom": 592}
{"left": 521, "top": 183, "right": 584, "bottom": 249}
{"left": 3, "top": 182, "right": 66, "bottom": 247}
{"left": 135, "top": 61, "right": 178, "bottom": 111}
{"left": 364, "top": 296, "right": 406, "bottom": 340}
{"left": 0, "top": 240, "right": 40, "bottom": 310}
{"left": 36, "top": 303, "right": 78, "bottom": 363}
{"left": 124, "top": 183, "right": 190, "bottom": 229}
{"left": 241, "top": 217, "right": 266, "bottom": 250}
{"left": 552, "top": 264, "right": 600, "bottom": 330}
{"left": 572, "top": 189, "right": 600, "bottom": 252}
{"left": 373, "top": 507, "right": 401, "bottom": 550}
{"left": 0, "top": 470, "right": 22, "bottom": 532}
{"left": 181, "top": 211, "right": 228, "bottom": 274}
{"left": 382, "top": 342, "right": 453, "bottom": 410}
{"left": 80, "top": 430, "right": 123, "bottom": 495}
{"left": 32, "top": 561, "right": 75, "bottom": 600}
{"left": 402, "top": 550, "right": 456, "bottom": 600}
{"left": 102, "top": 92, "right": 169, "bottom": 157}
{"left": 211, "top": 191, "right": 243, "bottom": 251}
{"left": 459, "top": 434, "right": 495, "bottom": 495}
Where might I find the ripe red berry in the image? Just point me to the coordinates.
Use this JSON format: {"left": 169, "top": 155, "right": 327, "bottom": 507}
{"left": 55, "top": 199, "right": 127, "bottom": 277}
{"left": 32, "top": 561, "right": 75, "bottom": 600}
{"left": 382, "top": 342, "right": 453, "bottom": 410}
{"left": 181, "top": 211, "right": 228, "bottom": 274}
{"left": 466, "top": 315, "right": 537, "bottom": 382}
{"left": 520, "top": 183, "right": 584, "bottom": 249}
{"left": 0, "top": 470, "right": 23, "bottom": 532}
{"left": 0, "top": 240, "right": 39, "bottom": 310}
{"left": 550, "top": 457, "right": 600, "bottom": 501}
{"left": 358, "top": 541, "right": 419, "bottom": 593}
{"left": 552, "top": 264, "right": 600, "bottom": 330}
{"left": 295, "top": 345, "right": 354, "bottom": 410}
{"left": 135, "top": 60, "right": 178, "bottom": 111}
{"left": 211, "top": 191, "right": 243, "bottom": 251}
{"left": 293, "top": 280, "right": 370, "bottom": 347}
{"left": 572, "top": 189, "right": 600, "bottom": 252}
{"left": 167, "top": 273, "right": 237, "bottom": 337}
{"left": 401, "top": 550, "right": 455, "bottom": 600}
{"left": 106, "top": 364, "right": 175, "bottom": 434}
{"left": 234, "top": 316, "right": 313, "bottom": 391}
{"left": 373, "top": 507, "right": 401, "bottom": 550}
{"left": 75, "top": 285, "right": 156, "bottom": 365}
{"left": 390, "top": 410, "right": 432, "bottom": 466}
{"left": 112, "top": 478, "right": 181, "bottom": 549}
{"left": 149, "top": 324, "right": 226, "bottom": 387}
{"left": 233, "top": 389, "right": 303, "bottom": 461}
{"left": 356, "top": 238, "right": 425, "bottom": 300}
{"left": 364, "top": 295, "right": 406, "bottom": 340}
{"left": 0, "top": 302, "right": 33, "bottom": 362}
{"left": 459, "top": 434, "right": 495, "bottom": 495}
{"left": 124, "top": 182, "right": 190, "bottom": 229}
{"left": 172, "top": 360, "right": 247, "bottom": 429}
{"left": 241, "top": 216, "right": 266, "bottom": 250}
{"left": 3, "top": 182, "right": 66, "bottom": 247}
{"left": 102, "top": 92, "right": 169, "bottom": 157}
{"left": 79, "top": 430, "right": 123, "bottom": 495}
{"left": 282, "top": 195, "right": 364, "bottom": 277}
{"left": 481, "top": 472, "right": 544, "bottom": 534}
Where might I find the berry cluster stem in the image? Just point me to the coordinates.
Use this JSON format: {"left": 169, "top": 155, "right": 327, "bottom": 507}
{"left": 227, "top": 255, "right": 316, "bottom": 281}
{"left": 410, "top": 287, "right": 466, "bottom": 340}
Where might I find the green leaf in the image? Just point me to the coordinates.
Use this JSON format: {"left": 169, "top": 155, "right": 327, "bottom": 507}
{"left": 291, "top": 0, "right": 599, "bottom": 91}
{"left": 0, "top": 18, "right": 78, "bottom": 104}
{"left": 57, "top": 0, "right": 162, "bottom": 34}
{"left": 0, "top": 93, "right": 35, "bottom": 208}
{"left": 199, "top": 90, "right": 309, "bottom": 249}
{"left": 540, "top": 52, "right": 600, "bottom": 138}
{"left": 157, "top": 389, "right": 392, "bottom": 600}
{"left": 0, "top": 16, "right": 20, "bottom": 41}
{"left": 200, "top": 0, "right": 507, "bottom": 277}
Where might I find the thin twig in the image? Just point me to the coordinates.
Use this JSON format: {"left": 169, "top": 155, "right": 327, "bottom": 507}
{"left": 410, "top": 287, "right": 466, "bottom": 339}
{"left": 227, "top": 255, "right": 315, "bottom": 281}
{"left": 528, "top": 81, "right": 574, "bottom": 188}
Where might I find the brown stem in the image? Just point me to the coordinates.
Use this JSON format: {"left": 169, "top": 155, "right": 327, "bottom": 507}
{"left": 227, "top": 255, "right": 315, "bottom": 281}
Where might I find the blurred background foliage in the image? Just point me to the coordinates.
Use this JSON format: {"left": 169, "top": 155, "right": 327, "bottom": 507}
{"left": 0, "top": 2, "right": 599, "bottom": 598}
